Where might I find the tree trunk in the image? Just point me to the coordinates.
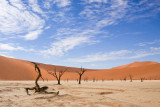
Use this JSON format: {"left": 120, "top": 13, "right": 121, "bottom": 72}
{"left": 35, "top": 67, "right": 41, "bottom": 92}
{"left": 58, "top": 79, "right": 61, "bottom": 85}
{"left": 79, "top": 75, "right": 81, "bottom": 84}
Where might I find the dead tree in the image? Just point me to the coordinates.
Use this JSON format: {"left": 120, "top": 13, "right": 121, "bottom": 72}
{"left": 102, "top": 78, "right": 104, "bottom": 82}
{"left": 86, "top": 77, "right": 88, "bottom": 82}
{"left": 77, "top": 66, "right": 87, "bottom": 84}
{"left": 129, "top": 74, "right": 132, "bottom": 82}
{"left": 47, "top": 67, "right": 68, "bottom": 85}
{"left": 93, "top": 77, "right": 95, "bottom": 82}
{"left": 141, "top": 77, "right": 144, "bottom": 82}
{"left": 111, "top": 78, "right": 114, "bottom": 81}
{"left": 67, "top": 78, "right": 69, "bottom": 82}
{"left": 84, "top": 77, "right": 88, "bottom": 82}
{"left": 25, "top": 62, "right": 43, "bottom": 94}
{"left": 25, "top": 62, "right": 59, "bottom": 95}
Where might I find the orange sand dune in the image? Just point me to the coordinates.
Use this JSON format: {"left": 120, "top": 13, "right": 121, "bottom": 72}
{"left": 85, "top": 62, "right": 160, "bottom": 80}
{"left": 0, "top": 55, "right": 160, "bottom": 80}
{"left": 113, "top": 61, "right": 158, "bottom": 69}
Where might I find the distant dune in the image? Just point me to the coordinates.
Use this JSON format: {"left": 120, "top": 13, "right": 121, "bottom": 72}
{"left": 0, "top": 55, "right": 160, "bottom": 80}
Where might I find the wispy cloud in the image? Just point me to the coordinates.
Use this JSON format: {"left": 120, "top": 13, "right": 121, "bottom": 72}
{"left": 68, "top": 47, "right": 160, "bottom": 62}
{"left": 53, "top": 0, "right": 71, "bottom": 7}
{"left": 41, "top": 27, "right": 108, "bottom": 57}
{"left": 137, "top": 40, "right": 160, "bottom": 46}
{"left": 0, "top": 43, "right": 24, "bottom": 51}
{"left": 0, "top": 0, "right": 45, "bottom": 40}
{"left": 53, "top": 28, "right": 107, "bottom": 37}
{"left": 41, "top": 35, "right": 98, "bottom": 56}
{"left": 23, "top": 30, "right": 43, "bottom": 40}
{"left": 0, "top": 51, "right": 14, "bottom": 58}
{"left": 68, "top": 50, "right": 132, "bottom": 62}
{"left": 43, "top": 0, "right": 71, "bottom": 9}
{"left": 126, "top": 0, "right": 160, "bottom": 21}
{"left": 150, "top": 47, "right": 160, "bottom": 51}
{"left": 52, "top": 10, "right": 73, "bottom": 23}
{"left": 0, "top": 43, "right": 34, "bottom": 52}
{"left": 79, "top": 0, "right": 160, "bottom": 29}
{"left": 79, "top": 0, "right": 128, "bottom": 28}
{"left": 28, "top": 0, "right": 45, "bottom": 16}
{"left": 86, "top": 0, "right": 108, "bottom": 3}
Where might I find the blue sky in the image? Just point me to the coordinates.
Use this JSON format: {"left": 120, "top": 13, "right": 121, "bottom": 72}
{"left": 0, "top": 0, "right": 160, "bottom": 69}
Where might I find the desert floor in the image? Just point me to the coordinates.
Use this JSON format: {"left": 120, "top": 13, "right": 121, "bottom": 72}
{"left": 0, "top": 80, "right": 159, "bottom": 107}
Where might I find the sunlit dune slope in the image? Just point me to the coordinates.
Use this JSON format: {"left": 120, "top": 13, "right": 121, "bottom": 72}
{"left": 0, "top": 55, "right": 160, "bottom": 80}
{"left": 86, "top": 62, "right": 160, "bottom": 80}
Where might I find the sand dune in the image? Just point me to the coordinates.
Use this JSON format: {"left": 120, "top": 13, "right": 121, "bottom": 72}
{"left": 113, "top": 61, "right": 158, "bottom": 69}
{"left": 0, "top": 55, "right": 160, "bottom": 80}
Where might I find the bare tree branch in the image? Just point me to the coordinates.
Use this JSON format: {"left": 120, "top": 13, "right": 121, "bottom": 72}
{"left": 47, "top": 67, "right": 68, "bottom": 85}
{"left": 76, "top": 66, "right": 87, "bottom": 84}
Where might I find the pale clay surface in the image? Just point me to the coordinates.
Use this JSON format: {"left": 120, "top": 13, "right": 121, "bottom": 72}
{"left": 0, "top": 80, "right": 160, "bottom": 107}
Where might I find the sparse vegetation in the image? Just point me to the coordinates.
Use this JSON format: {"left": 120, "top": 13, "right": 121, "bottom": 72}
{"left": 67, "top": 78, "right": 69, "bottom": 82}
{"left": 93, "top": 77, "right": 95, "bottom": 82}
{"left": 129, "top": 74, "right": 132, "bottom": 82}
{"left": 47, "top": 67, "right": 68, "bottom": 85}
{"left": 102, "top": 78, "right": 104, "bottom": 82}
{"left": 76, "top": 66, "right": 87, "bottom": 84}
{"left": 84, "top": 77, "right": 88, "bottom": 82}
{"left": 141, "top": 77, "right": 144, "bottom": 82}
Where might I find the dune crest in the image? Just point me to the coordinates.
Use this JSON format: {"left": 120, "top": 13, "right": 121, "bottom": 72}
{"left": 112, "top": 61, "right": 158, "bottom": 69}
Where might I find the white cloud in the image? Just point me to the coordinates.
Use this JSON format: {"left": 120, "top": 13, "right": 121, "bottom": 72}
{"left": 43, "top": 0, "right": 51, "bottom": 9}
{"left": 0, "top": 0, "right": 44, "bottom": 39}
{"left": 80, "top": 0, "right": 128, "bottom": 28}
{"left": 28, "top": 0, "right": 44, "bottom": 15}
{"left": 52, "top": 11, "right": 73, "bottom": 23}
{"left": 126, "top": 0, "right": 160, "bottom": 21}
{"left": 137, "top": 40, "right": 160, "bottom": 46}
{"left": 68, "top": 47, "right": 160, "bottom": 62}
{"left": 150, "top": 47, "right": 160, "bottom": 51}
{"left": 0, "top": 43, "right": 24, "bottom": 51}
{"left": 0, "top": 43, "right": 35, "bottom": 52}
{"left": 55, "top": 28, "right": 106, "bottom": 37}
{"left": 53, "top": 0, "right": 71, "bottom": 7}
{"left": 84, "top": 0, "right": 108, "bottom": 3}
{"left": 68, "top": 50, "right": 131, "bottom": 62}
{"left": 96, "top": 0, "right": 128, "bottom": 28}
{"left": 41, "top": 35, "right": 98, "bottom": 56}
{"left": 44, "top": 0, "right": 71, "bottom": 8}
{"left": 9, "top": 0, "right": 26, "bottom": 10}
{"left": 42, "top": 27, "right": 108, "bottom": 56}
{"left": 45, "top": 26, "right": 51, "bottom": 30}
{"left": 0, "top": 52, "right": 14, "bottom": 58}
{"left": 23, "top": 30, "right": 43, "bottom": 40}
{"left": 96, "top": 18, "right": 117, "bottom": 28}
{"left": 80, "top": 0, "right": 160, "bottom": 29}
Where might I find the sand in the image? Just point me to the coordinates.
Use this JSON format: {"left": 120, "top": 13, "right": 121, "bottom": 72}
{"left": 0, "top": 80, "right": 160, "bottom": 107}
